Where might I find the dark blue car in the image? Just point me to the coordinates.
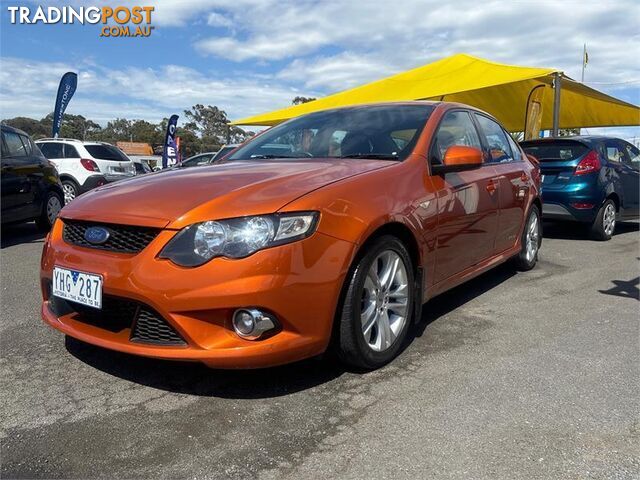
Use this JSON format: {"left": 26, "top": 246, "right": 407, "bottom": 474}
{"left": 521, "top": 136, "right": 639, "bottom": 240}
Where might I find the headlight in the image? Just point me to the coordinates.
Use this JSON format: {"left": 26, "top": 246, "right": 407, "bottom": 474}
{"left": 159, "top": 212, "right": 319, "bottom": 267}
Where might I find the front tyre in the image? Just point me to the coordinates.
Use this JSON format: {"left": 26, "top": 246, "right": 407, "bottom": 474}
{"left": 590, "top": 199, "right": 616, "bottom": 241}
{"left": 337, "top": 235, "right": 414, "bottom": 370}
{"left": 514, "top": 204, "right": 541, "bottom": 271}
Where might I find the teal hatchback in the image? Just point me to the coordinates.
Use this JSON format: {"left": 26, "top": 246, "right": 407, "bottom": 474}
{"left": 521, "top": 136, "right": 639, "bottom": 240}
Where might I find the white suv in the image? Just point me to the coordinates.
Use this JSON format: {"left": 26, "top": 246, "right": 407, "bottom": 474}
{"left": 35, "top": 138, "right": 136, "bottom": 203}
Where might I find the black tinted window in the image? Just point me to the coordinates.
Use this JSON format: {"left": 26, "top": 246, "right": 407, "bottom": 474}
{"left": 520, "top": 141, "right": 589, "bottom": 162}
{"left": 4, "top": 131, "right": 28, "bottom": 157}
{"left": 229, "top": 105, "right": 434, "bottom": 161}
{"left": 85, "top": 144, "right": 129, "bottom": 161}
{"left": 39, "top": 142, "right": 64, "bottom": 159}
{"left": 64, "top": 144, "right": 80, "bottom": 158}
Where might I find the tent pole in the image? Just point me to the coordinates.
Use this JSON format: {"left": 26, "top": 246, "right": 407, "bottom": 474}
{"left": 552, "top": 72, "right": 562, "bottom": 137}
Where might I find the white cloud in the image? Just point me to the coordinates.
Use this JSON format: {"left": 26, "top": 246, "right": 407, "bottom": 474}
{"left": 0, "top": 57, "right": 308, "bottom": 124}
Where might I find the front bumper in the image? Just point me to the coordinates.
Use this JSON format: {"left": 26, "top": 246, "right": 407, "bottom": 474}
{"left": 40, "top": 219, "right": 355, "bottom": 368}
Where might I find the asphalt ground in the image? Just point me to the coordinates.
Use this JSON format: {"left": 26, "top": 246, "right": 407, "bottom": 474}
{"left": 1, "top": 220, "right": 639, "bottom": 479}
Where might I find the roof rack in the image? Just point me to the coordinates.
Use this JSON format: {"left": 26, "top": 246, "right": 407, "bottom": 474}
{"left": 36, "top": 137, "right": 83, "bottom": 142}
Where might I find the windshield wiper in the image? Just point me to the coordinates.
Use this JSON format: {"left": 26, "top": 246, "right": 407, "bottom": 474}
{"left": 248, "top": 154, "right": 298, "bottom": 159}
{"left": 339, "top": 153, "right": 400, "bottom": 160}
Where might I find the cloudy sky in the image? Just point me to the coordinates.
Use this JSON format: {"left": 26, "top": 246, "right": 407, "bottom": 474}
{"left": 0, "top": 0, "right": 638, "bottom": 137}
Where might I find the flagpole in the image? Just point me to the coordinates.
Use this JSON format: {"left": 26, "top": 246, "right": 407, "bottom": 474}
{"left": 581, "top": 43, "right": 586, "bottom": 83}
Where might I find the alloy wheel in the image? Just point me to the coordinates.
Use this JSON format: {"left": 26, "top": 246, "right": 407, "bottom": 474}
{"left": 46, "top": 195, "right": 62, "bottom": 225}
{"left": 62, "top": 183, "right": 76, "bottom": 204}
{"left": 603, "top": 203, "right": 616, "bottom": 236}
{"left": 360, "top": 250, "right": 409, "bottom": 352}
{"left": 525, "top": 211, "right": 540, "bottom": 263}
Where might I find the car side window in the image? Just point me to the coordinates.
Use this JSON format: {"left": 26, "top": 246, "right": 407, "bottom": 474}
{"left": 3, "top": 131, "right": 28, "bottom": 158}
{"left": 474, "top": 114, "right": 514, "bottom": 163}
{"left": 605, "top": 141, "right": 624, "bottom": 163}
{"left": 430, "top": 111, "right": 482, "bottom": 165}
{"left": 18, "top": 134, "right": 33, "bottom": 156}
{"left": 621, "top": 142, "right": 640, "bottom": 170}
{"left": 506, "top": 132, "right": 522, "bottom": 161}
{"left": 39, "top": 142, "right": 64, "bottom": 159}
{"left": 64, "top": 144, "right": 80, "bottom": 158}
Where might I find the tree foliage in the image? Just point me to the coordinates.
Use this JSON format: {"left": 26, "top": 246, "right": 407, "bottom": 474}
{"left": 292, "top": 96, "right": 316, "bottom": 105}
{"left": 1, "top": 104, "right": 254, "bottom": 157}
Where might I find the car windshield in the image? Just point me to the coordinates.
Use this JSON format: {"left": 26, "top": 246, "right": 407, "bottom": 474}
{"left": 228, "top": 105, "right": 435, "bottom": 162}
{"left": 85, "top": 144, "right": 130, "bottom": 162}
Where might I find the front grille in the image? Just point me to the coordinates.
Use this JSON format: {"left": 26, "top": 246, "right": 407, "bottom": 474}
{"left": 49, "top": 288, "right": 186, "bottom": 346}
{"left": 131, "top": 307, "right": 186, "bottom": 345}
{"left": 63, "top": 220, "right": 161, "bottom": 254}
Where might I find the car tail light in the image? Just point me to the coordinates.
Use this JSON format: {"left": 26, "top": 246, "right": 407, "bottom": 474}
{"left": 575, "top": 150, "right": 601, "bottom": 175}
{"left": 80, "top": 158, "right": 99, "bottom": 171}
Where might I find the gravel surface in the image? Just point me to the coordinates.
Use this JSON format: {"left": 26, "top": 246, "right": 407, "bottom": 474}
{"left": 1, "top": 220, "right": 638, "bottom": 479}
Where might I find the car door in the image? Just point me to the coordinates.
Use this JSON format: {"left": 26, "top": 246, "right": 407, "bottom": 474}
{"left": 618, "top": 140, "right": 640, "bottom": 217}
{"left": 429, "top": 110, "right": 499, "bottom": 284}
{"left": 605, "top": 139, "right": 639, "bottom": 217}
{"left": 474, "top": 114, "right": 529, "bottom": 253}
{"left": 1, "top": 130, "right": 42, "bottom": 221}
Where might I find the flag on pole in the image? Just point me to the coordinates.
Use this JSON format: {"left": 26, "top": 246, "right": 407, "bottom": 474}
{"left": 52, "top": 72, "right": 78, "bottom": 138}
{"left": 162, "top": 114, "right": 179, "bottom": 168}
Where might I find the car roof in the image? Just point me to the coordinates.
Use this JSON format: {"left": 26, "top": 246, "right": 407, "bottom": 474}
{"left": 520, "top": 135, "right": 619, "bottom": 146}
{"left": 34, "top": 138, "right": 115, "bottom": 146}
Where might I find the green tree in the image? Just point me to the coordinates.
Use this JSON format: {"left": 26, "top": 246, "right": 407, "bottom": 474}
{"left": 292, "top": 96, "right": 316, "bottom": 105}
{"left": 183, "top": 104, "right": 252, "bottom": 152}
{"left": 1, "top": 117, "right": 49, "bottom": 138}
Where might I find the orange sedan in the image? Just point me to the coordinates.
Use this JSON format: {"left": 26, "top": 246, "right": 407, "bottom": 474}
{"left": 41, "top": 102, "right": 541, "bottom": 369}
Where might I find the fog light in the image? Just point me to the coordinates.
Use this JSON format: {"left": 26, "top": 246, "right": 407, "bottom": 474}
{"left": 232, "top": 309, "right": 276, "bottom": 340}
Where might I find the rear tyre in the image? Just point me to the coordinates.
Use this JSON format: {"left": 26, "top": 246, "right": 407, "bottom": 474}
{"left": 590, "top": 199, "right": 616, "bottom": 241}
{"left": 36, "top": 190, "right": 63, "bottom": 231}
{"left": 61, "top": 179, "right": 79, "bottom": 204}
{"left": 514, "top": 205, "right": 541, "bottom": 271}
{"left": 337, "top": 235, "right": 415, "bottom": 370}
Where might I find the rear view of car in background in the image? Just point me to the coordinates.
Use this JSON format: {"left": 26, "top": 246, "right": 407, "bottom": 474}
{"left": 521, "top": 136, "right": 639, "bottom": 240}
{"left": 1, "top": 125, "right": 64, "bottom": 230}
{"left": 35, "top": 139, "right": 137, "bottom": 203}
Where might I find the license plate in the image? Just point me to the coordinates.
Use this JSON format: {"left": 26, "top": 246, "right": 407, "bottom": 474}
{"left": 52, "top": 267, "right": 103, "bottom": 309}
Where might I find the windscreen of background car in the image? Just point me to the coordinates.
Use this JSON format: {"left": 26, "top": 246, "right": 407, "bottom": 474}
{"left": 520, "top": 141, "right": 590, "bottom": 162}
{"left": 84, "top": 144, "right": 130, "bottom": 162}
{"left": 228, "top": 105, "right": 435, "bottom": 162}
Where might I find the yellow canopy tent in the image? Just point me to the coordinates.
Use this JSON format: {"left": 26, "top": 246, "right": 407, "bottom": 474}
{"left": 231, "top": 53, "right": 639, "bottom": 137}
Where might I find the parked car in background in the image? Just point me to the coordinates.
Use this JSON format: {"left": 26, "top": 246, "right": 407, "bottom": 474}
{"left": 521, "top": 136, "right": 639, "bottom": 240}
{"left": 130, "top": 157, "right": 153, "bottom": 175}
{"left": 179, "top": 144, "right": 240, "bottom": 168}
{"left": 35, "top": 139, "right": 136, "bottom": 204}
{"left": 41, "top": 102, "right": 541, "bottom": 370}
{"left": 1, "top": 125, "right": 64, "bottom": 230}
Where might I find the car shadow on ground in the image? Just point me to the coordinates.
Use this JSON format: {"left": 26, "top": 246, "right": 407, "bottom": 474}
{"left": 1, "top": 222, "right": 47, "bottom": 249}
{"left": 542, "top": 220, "right": 639, "bottom": 240}
{"left": 65, "top": 262, "right": 518, "bottom": 398}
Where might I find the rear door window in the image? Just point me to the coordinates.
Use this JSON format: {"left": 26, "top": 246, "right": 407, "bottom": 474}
{"left": 39, "top": 142, "right": 64, "bottom": 159}
{"left": 64, "top": 144, "right": 80, "bottom": 158}
{"left": 4, "top": 131, "right": 29, "bottom": 158}
{"left": 474, "top": 114, "right": 513, "bottom": 163}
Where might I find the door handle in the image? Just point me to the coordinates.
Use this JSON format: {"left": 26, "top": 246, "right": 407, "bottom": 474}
{"left": 486, "top": 179, "right": 498, "bottom": 194}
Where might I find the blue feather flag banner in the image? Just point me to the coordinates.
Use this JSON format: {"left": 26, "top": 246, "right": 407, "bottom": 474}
{"left": 52, "top": 72, "right": 77, "bottom": 138}
{"left": 162, "top": 114, "right": 179, "bottom": 168}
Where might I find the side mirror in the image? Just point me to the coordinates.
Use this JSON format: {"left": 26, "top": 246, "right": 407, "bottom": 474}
{"left": 432, "top": 145, "right": 483, "bottom": 174}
